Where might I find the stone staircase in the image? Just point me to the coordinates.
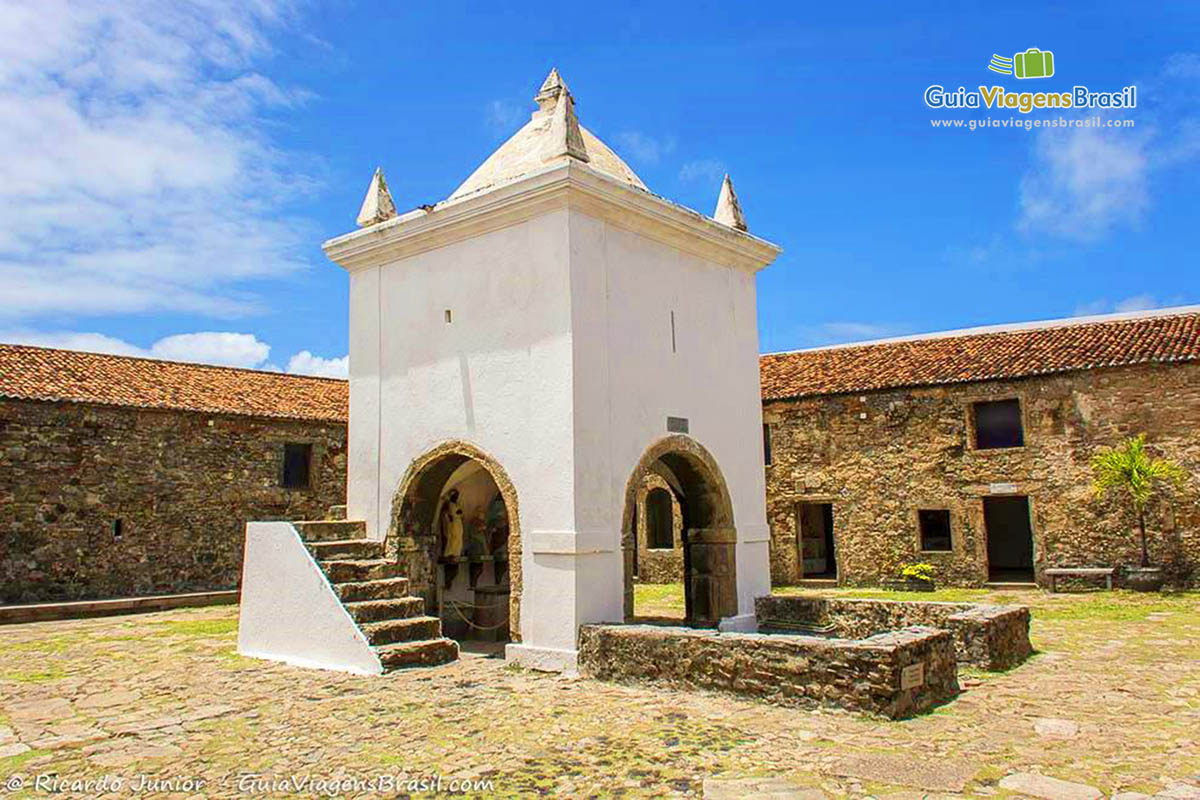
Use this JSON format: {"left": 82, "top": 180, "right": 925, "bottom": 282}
{"left": 292, "top": 518, "right": 458, "bottom": 671}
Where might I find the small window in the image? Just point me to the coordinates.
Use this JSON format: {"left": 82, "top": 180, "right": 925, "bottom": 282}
{"left": 113, "top": 518, "right": 124, "bottom": 540}
{"left": 646, "top": 488, "right": 674, "bottom": 549}
{"left": 763, "top": 423, "right": 773, "bottom": 466}
{"left": 973, "top": 399, "right": 1024, "bottom": 449}
{"left": 282, "top": 443, "right": 312, "bottom": 489}
{"left": 918, "top": 509, "right": 952, "bottom": 552}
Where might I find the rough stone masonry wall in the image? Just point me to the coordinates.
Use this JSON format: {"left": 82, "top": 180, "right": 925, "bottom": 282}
{"left": 0, "top": 398, "right": 346, "bottom": 604}
{"left": 763, "top": 362, "right": 1200, "bottom": 588}
{"left": 634, "top": 472, "right": 683, "bottom": 584}
{"left": 756, "top": 595, "right": 1032, "bottom": 670}
{"left": 578, "top": 623, "right": 959, "bottom": 719}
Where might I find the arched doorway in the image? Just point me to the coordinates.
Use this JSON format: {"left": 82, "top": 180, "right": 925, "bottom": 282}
{"left": 388, "top": 442, "right": 521, "bottom": 645}
{"left": 622, "top": 436, "right": 737, "bottom": 627}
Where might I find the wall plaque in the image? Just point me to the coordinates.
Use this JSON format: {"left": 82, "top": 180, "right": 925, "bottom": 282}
{"left": 900, "top": 662, "right": 925, "bottom": 690}
{"left": 667, "top": 416, "right": 689, "bottom": 434}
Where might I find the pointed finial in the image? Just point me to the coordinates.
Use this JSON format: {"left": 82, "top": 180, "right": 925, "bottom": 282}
{"left": 356, "top": 167, "right": 397, "bottom": 227}
{"left": 713, "top": 173, "right": 747, "bottom": 231}
{"left": 538, "top": 67, "right": 569, "bottom": 97}
{"left": 540, "top": 71, "right": 589, "bottom": 163}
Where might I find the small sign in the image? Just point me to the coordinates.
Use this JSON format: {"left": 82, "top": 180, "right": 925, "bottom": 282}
{"left": 900, "top": 662, "right": 925, "bottom": 690}
{"left": 989, "top": 482, "right": 1019, "bottom": 495}
{"left": 667, "top": 416, "right": 689, "bottom": 434}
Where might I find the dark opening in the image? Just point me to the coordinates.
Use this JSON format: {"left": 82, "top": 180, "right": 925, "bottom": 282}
{"left": 984, "top": 495, "right": 1035, "bottom": 582}
{"left": 762, "top": 423, "right": 773, "bottom": 466}
{"left": 797, "top": 502, "right": 836, "bottom": 578}
{"left": 112, "top": 518, "right": 123, "bottom": 540}
{"left": 281, "top": 443, "right": 312, "bottom": 489}
{"left": 918, "top": 509, "right": 952, "bottom": 551}
{"left": 646, "top": 488, "right": 674, "bottom": 549}
{"left": 973, "top": 399, "right": 1024, "bottom": 449}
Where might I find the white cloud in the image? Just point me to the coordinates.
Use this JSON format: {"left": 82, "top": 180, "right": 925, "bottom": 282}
{"left": 0, "top": 330, "right": 147, "bottom": 357}
{"left": 1018, "top": 53, "right": 1200, "bottom": 242}
{"left": 0, "top": 0, "right": 316, "bottom": 322}
{"left": 286, "top": 350, "right": 349, "bottom": 378}
{"left": 613, "top": 131, "right": 675, "bottom": 165}
{"left": 1, "top": 328, "right": 274, "bottom": 368}
{"left": 1018, "top": 125, "right": 1149, "bottom": 241}
{"left": 485, "top": 99, "right": 525, "bottom": 134}
{"left": 678, "top": 158, "right": 727, "bottom": 184}
{"left": 149, "top": 332, "right": 271, "bottom": 368}
{"left": 1073, "top": 294, "right": 1180, "bottom": 317}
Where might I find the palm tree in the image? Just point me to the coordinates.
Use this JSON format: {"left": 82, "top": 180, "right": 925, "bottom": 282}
{"left": 1091, "top": 434, "right": 1187, "bottom": 568}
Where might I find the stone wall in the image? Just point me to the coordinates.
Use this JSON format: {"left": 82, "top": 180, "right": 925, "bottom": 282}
{"left": 634, "top": 472, "right": 683, "bottom": 584}
{"left": 578, "top": 623, "right": 959, "bottom": 719}
{"left": 763, "top": 362, "right": 1200, "bottom": 588}
{"left": 0, "top": 398, "right": 346, "bottom": 604}
{"left": 756, "top": 595, "right": 1032, "bottom": 670}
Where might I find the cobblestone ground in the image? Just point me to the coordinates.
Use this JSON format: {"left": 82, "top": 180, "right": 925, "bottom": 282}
{"left": 0, "top": 589, "right": 1197, "bottom": 799}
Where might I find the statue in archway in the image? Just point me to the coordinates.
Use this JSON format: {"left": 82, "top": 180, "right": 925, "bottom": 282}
{"left": 439, "top": 489, "right": 466, "bottom": 590}
{"left": 440, "top": 489, "right": 465, "bottom": 558}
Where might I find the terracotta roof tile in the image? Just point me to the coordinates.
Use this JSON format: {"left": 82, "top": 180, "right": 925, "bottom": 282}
{"left": 760, "top": 310, "right": 1200, "bottom": 402}
{"left": 0, "top": 344, "right": 348, "bottom": 423}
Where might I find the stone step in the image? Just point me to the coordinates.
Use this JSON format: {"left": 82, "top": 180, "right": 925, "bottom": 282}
{"left": 334, "top": 577, "right": 412, "bottom": 603}
{"left": 376, "top": 638, "right": 460, "bottom": 671}
{"left": 344, "top": 597, "right": 425, "bottom": 624}
{"left": 293, "top": 520, "right": 366, "bottom": 543}
{"left": 307, "top": 539, "right": 384, "bottom": 561}
{"left": 322, "top": 559, "right": 403, "bottom": 584}
{"left": 361, "top": 616, "right": 442, "bottom": 646}
{"left": 326, "top": 504, "right": 347, "bottom": 521}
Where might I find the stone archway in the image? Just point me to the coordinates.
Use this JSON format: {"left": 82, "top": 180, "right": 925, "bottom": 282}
{"left": 621, "top": 435, "right": 736, "bottom": 627}
{"left": 634, "top": 473, "right": 683, "bottom": 584}
{"left": 388, "top": 441, "right": 522, "bottom": 643}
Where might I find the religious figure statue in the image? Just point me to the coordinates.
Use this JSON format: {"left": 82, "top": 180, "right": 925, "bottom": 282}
{"left": 440, "top": 489, "right": 465, "bottom": 558}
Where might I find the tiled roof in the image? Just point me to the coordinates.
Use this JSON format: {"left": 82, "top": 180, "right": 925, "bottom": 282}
{"left": 0, "top": 344, "right": 348, "bottom": 423}
{"left": 760, "top": 309, "right": 1200, "bottom": 402}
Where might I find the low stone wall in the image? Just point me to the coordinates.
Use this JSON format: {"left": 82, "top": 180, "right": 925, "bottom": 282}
{"left": 637, "top": 550, "right": 682, "bottom": 584}
{"left": 755, "top": 595, "right": 1032, "bottom": 670}
{"left": 577, "top": 623, "right": 959, "bottom": 719}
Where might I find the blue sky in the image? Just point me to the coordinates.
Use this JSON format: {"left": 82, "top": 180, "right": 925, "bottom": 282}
{"left": 2, "top": 1, "right": 1198, "bottom": 373}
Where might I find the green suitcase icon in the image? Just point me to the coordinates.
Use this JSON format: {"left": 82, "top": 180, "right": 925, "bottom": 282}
{"left": 1014, "top": 48, "right": 1054, "bottom": 79}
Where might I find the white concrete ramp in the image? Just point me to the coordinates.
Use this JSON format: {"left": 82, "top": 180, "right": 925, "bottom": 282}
{"left": 237, "top": 521, "right": 382, "bottom": 674}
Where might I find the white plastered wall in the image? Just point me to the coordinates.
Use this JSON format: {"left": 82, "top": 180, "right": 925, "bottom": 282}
{"left": 346, "top": 209, "right": 585, "bottom": 665}
{"left": 567, "top": 210, "right": 772, "bottom": 627}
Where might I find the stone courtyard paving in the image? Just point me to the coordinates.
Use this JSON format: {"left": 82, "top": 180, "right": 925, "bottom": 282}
{"left": 0, "top": 589, "right": 1198, "bottom": 799}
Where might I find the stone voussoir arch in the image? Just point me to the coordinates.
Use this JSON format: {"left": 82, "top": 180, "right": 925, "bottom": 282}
{"left": 620, "top": 434, "right": 736, "bottom": 623}
{"left": 387, "top": 439, "right": 522, "bottom": 642}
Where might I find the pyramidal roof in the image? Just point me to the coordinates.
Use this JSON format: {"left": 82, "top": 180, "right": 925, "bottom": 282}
{"left": 447, "top": 69, "right": 647, "bottom": 202}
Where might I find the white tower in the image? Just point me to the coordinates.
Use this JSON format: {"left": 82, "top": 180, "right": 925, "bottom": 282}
{"left": 323, "top": 70, "right": 780, "bottom": 672}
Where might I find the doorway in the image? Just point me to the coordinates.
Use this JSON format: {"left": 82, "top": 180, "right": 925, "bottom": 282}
{"left": 984, "top": 495, "right": 1035, "bottom": 582}
{"left": 391, "top": 444, "right": 519, "bottom": 645}
{"left": 622, "top": 436, "right": 737, "bottom": 628}
{"left": 797, "top": 502, "right": 836, "bottom": 579}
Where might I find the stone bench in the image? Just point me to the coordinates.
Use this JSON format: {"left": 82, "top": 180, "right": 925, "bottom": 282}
{"left": 1044, "top": 567, "right": 1116, "bottom": 593}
